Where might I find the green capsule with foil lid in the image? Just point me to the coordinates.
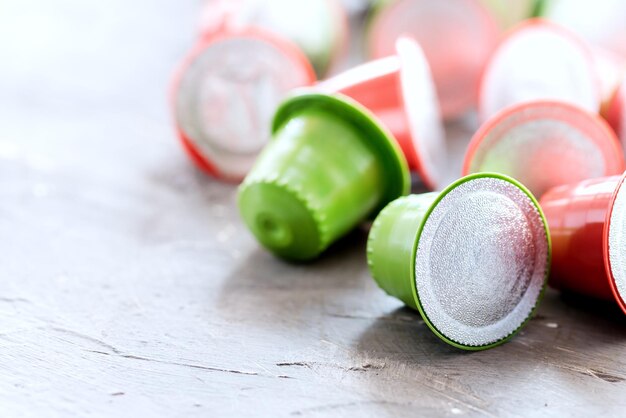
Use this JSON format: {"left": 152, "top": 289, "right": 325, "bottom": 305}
{"left": 238, "top": 92, "right": 410, "bottom": 261}
{"left": 367, "top": 173, "right": 551, "bottom": 350}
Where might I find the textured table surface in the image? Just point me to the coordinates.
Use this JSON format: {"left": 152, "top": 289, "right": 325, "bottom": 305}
{"left": 2, "top": 1, "right": 626, "bottom": 417}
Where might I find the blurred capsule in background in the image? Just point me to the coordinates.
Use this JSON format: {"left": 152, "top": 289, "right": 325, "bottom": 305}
{"left": 606, "top": 77, "right": 626, "bottom": 151}
{"left": 544, "top": 0, "right": 626, "bottom": 60}
{"left": 479, "top": 19, "right": 600, "bottom": 122}
{"left": 463, "top": 100, "right": 625, "bottom": 197}
{"left": 593, "top": 49, "right": 626, "bottom": 116}
{"left": 339, "top": 0, "right": 377, "bottom": 15}
{"left": 540, "top": 173, "right": 626, "bottom": 314}
{"left": 317, "top": 37, "right": 447, "bottom": 190}
{"left": 199, "top": 0, "right": 349, "bottom": 77}
{"left": 367, "top": 0, "right": 499, "bottom": 119}
{"left": 171, "top": 29, "right": 316, "bottom": 181}
{"left": 479, "top": 0, "right": 542, "bottom": 30}
{"left": 539, "top": 0, "right": 626, "bottom": 117}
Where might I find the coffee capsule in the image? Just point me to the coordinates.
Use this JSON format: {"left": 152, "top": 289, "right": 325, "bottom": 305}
{"left": 479, "top": 0, "right": 544, "bottom": 29}
{"left": 540, "top": 172, "right": 626, "bottom": 313}
{"left": 544, "top": 0, "right": 626, "bottom": 58}
{"left": 606, "top": 75, "right": 626, "bottom": 152}
{"left": 367, "top": 173, "right": 551, "bottom": 349}
{"left": 463, "top": 100, "right": 625, "bottom": 197}
{"left": 593, "top": 49, "right": 626, "bottom": 117}
{"left": 199, "top": 0, "right": 348, "bottom": 77}
{"left": 238, "top": 92, "right": 410, "bottom": 261}
{"left": 171, "top": 29, "right": 316, "bottom": 181}
{"left": 479, "top": 19, "right": 600, "bottom": 122}
{"left": 367, "top": 0, "right": 499, "bottom": 119}
{"left": 317, "top": 37, "right": 446, "bottom": 190}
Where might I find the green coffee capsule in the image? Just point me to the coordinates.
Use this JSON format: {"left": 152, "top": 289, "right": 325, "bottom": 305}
{"left": 367, "top": 173, "right": 551, "bottom": 350}
{"left": 239, "top": 92, "right": 410, "bottom": 261}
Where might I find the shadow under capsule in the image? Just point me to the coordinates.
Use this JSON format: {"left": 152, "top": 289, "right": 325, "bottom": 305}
{"left": 215, "top": 227, "right": 370, "bottom": 328}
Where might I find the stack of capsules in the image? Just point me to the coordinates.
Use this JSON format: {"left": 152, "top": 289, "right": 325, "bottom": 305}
{"left": 171, "top": 0, "right": 626, "bottom": 350}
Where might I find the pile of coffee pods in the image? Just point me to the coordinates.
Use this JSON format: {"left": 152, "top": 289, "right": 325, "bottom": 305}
{"left": 171, "top": 0, "right": 626, "bottom": 350}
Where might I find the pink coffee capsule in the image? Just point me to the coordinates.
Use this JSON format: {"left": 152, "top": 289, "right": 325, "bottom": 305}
{"left": 199, "top": 0, "right": 349, "bottom": 77}
{"left": 317, "top": 37, "right": 446, "bottom": 190}
{"left": 367, "top": 0, "right": 500, "bottom": 119}
{"left": 605, "top": 75, "right": 626, "bottom": 152}
{"left": 171, "top": 28, "right": 316, "bottom": 181}
{"left": 463, "top": 100, "right": 625, "bottom": 197}
{"left": 479, "top": 19, "right": 601, "bottom": 122}
{"left": 540, "top": 172, "right": 626, "bottom": 313}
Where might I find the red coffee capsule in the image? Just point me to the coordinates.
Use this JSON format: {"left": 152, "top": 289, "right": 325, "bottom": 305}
{"left": 593, "top": 49, "right": 626, "bottom": 116}
{"left": 479, "top": 19, "right": 600, "bottom": 122}
{"left": 540, "top": 172, "right": 626, "bottom": 313}
{"left": 605, "top": 75, "right": 626, "bottom": 152}
{"left": 367, "top": 0, "right": 499, "bottom": 119}
{"left": 317, "top": 37, "right": 446, "bottom": 190}
{"left": 171, "top": 29, "right": 316, "bottom": 181}
{"left": 463, "top": 100, "right": 625, "bottom": 197}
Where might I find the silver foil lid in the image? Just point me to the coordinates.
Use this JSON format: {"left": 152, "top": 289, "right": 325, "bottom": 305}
{"left": 480, "top": 21, "right": 599, "bottom": 121}
{"left": 465, "top": 101, "right": 623, "bottom": 197}
{"left": 608, "top": 176, "right": 626, "bottom": 304}
{"left": 175, "top": 36, "right": 312, "bottom": 179}
{"left": 414, "top": 176, "right": 549, "bottom": 347}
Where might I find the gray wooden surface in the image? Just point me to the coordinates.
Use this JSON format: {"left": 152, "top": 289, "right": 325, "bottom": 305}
{"left": 2, "top": 1, "right": 626, "bottom": 417}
